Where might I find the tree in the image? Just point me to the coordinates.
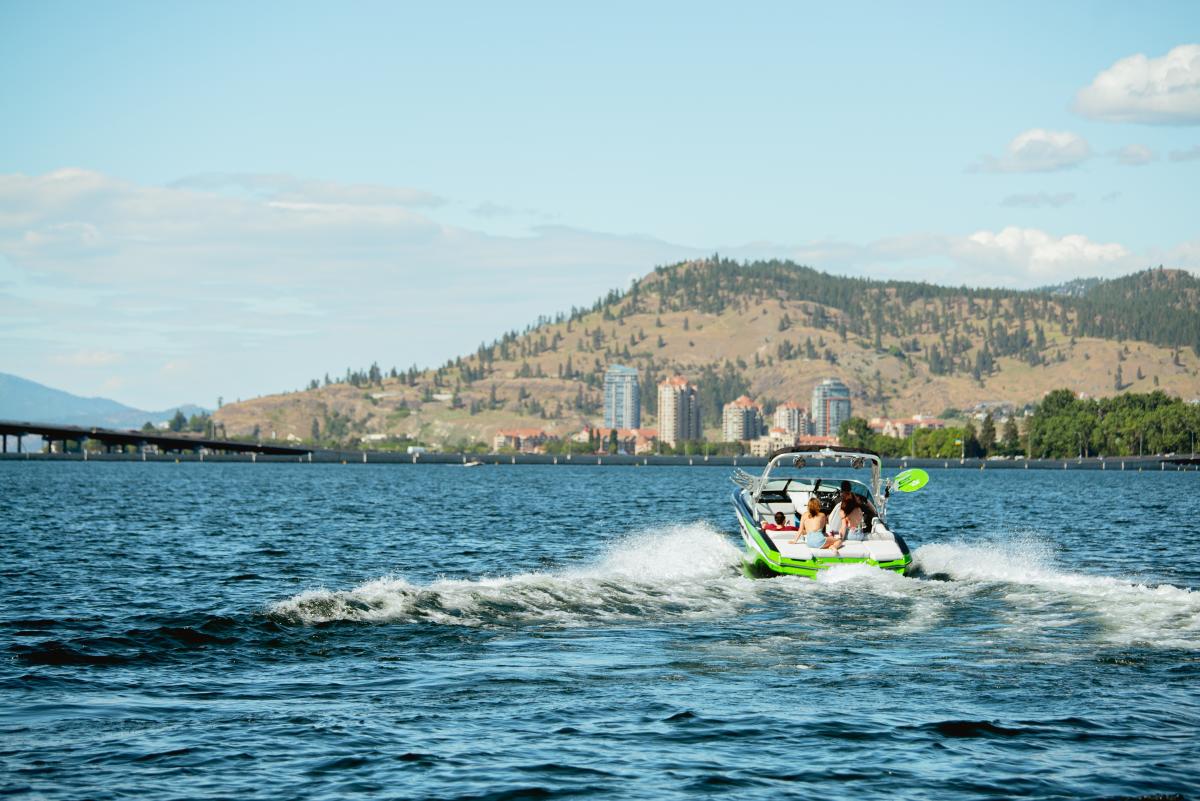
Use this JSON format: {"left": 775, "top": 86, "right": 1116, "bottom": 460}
{"left": 1001, "top": 417, "right": 1020, "bottom": 453}
{"left": 962, "top": 420, "right": 982, "bottom": 457}
{"left": 169, "top": 410, "right": 187, "bottom": 432}
{"left": 838, "top": 417, "right": 871, "bottom": 448}
{"left": 979, "top": 412, "right": 996, "bottom": 454}
{"left": 311, "top": 418, "right": 320, "bottom": 441}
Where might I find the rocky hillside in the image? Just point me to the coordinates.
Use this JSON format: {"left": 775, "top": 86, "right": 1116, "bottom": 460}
{"left": 213, "top": 260, "right": 1200, "bottom": 449}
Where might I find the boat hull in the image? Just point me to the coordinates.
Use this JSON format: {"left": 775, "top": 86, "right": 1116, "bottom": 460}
{"left": 732, "top": 492, "right": 913, "bottom": 579}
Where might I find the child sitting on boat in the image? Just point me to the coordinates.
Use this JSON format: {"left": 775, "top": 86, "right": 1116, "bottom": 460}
{"left": 763, "top": 511, "right": 798, "bottom": 532}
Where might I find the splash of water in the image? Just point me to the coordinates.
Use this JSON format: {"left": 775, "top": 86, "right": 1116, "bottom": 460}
{"left": 912, "top": 538, "right": 1200, "bottom": 649}
{"left": 269, "top": 523, "right": 752, "bottom": 627}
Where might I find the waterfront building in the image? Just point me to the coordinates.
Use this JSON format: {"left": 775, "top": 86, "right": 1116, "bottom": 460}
{"left": 603, "top": 365, "right": 640, "bottom": 430}
{"left": 811, "top": 378, "right": 851, "bottom": 437}
{"left": 657, "top": 376, "right": 700, "bottom": 446}
{"left": 877, "top": 414, "right": 946, "bottom": 439}
{"left": 591, "top": 427, "right": 659, "bottom": 455}
{"left": 722, "top": 395, "right": 765, "bottom": 442}
{"left": 773, "top": 402, "right": 810, "bottom": 436}
{"left": 749, "top": 427, "right": 798, "bottom": 457}
{"left": 493, "top": 428, "right": 551, "bottom": 453}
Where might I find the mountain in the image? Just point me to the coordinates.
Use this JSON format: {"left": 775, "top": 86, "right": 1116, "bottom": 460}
{"left": 0, "top": 373, "right": 208, "bottom": 429}
{"left": 212, "top": 261, "right": 1200, "bottom": 449}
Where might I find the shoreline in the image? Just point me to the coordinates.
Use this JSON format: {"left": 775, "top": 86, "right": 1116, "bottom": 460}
{"left": 3, "top": 451, "right": 1197, "bottom": 471}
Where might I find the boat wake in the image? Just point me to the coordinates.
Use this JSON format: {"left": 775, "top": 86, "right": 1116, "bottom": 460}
{"left": 269, "top": 523, "right": 752, "bottom": 628}
{"left": 911, "top": 538, "right": 1200, "bottom": 649}
{"left": 269, "top": 524, "right": 1199, "bottom": 650}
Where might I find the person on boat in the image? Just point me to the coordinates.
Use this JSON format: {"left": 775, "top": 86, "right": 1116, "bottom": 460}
{"left": 841, "top": 479, "right": 877, "bottom": 518}
{"left": 789, "top": 497, "right": 827, "bottom": 547}
{"left": 820, "top": 492, "right": 862, "bottom": 551}
{"left": 763, "top": 511, "right": 798, "bottom": 532}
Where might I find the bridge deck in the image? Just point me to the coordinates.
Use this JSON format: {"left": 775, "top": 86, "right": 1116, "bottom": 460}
{"left": 0, "top": 419, "right": 310, "bottom": 456}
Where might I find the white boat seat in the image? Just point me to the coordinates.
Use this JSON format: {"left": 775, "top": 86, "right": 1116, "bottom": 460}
{"left": 864, "top": 541, "right": 903, "bottom": 562}
{"left": 774, "top": 539, "right": 902, "bottom": 563}
{"left": 756, "top": 502, "right": 796, "bottom": 521}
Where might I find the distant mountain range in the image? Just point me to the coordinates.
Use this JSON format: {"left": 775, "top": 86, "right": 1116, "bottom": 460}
{"left": 0, "top": 373, "right": 208, "bottom": 429}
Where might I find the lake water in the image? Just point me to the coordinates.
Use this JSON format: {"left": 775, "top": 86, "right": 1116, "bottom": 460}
{"left": 2, "top": 463, "right": 1198, "bottom": 800}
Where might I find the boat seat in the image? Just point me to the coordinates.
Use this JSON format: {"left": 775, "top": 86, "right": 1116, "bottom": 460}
{"left": 756, "top": 502, "right": 796, "bottom": 521}
{"left": 776, "top": 540, "right": 903, "bottom": 563}
{"left": 786, "top": 490, "right": 812, "bottom": 509}
{"left": 777, "top": 541, "right": 815, "bottom": 560}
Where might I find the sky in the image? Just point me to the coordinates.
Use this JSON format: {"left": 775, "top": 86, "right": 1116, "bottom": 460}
{"left": 1, "top": 0, "right": 1199, "bottom": 409}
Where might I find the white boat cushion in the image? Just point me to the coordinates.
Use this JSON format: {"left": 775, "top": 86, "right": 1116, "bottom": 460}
{"left": 865, "top": 541, "right": 903, "bottom": 562}
{"left": 833, "top": 541, "right": 870, "bottom": 558}
{"left": 774, "top": 540, "right": 902, "bottom": 563}
{"left": 756, "top": 502, "right": 796, "bottom": 520}
{"left": 776, "top": 541, "right": 813, "bottom": 560}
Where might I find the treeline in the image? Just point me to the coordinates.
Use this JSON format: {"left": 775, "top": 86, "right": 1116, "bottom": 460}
{"left": 836, "top": 389, "right": 1200, "bottom": 459}
{"left": 1026, "top": 389, "right": 1199, "bottom": 458}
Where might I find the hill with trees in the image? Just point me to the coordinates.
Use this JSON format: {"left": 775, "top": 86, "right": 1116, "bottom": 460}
{"left": 212, "top": 259, "right": 1200, "bottom": 451}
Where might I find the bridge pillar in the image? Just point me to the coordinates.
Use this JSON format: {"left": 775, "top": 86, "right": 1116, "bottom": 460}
{"left": 1, "top": 434, "right": 5, "bottom": 453}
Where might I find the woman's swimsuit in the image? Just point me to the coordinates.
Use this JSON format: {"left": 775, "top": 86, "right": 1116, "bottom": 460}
{"left": 801, "top": 516, "right": 827, "bottom": 548}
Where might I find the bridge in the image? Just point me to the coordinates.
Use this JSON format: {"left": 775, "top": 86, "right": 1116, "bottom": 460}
{"left": 0, "top": 419, "right": 311, "bottom": 457}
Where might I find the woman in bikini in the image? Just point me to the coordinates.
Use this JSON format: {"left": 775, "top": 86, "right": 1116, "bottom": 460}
{"left": 789, "top": 497, "right": 828, "bottom": 547}
{"left": 822, "top": 492, "right": 862, "bottom": 551}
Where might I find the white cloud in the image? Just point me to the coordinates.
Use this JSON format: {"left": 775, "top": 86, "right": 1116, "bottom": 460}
{"left": 1075, "top": 44, "right": 1200, "bottom": 125}
{"left": 972, "top": 129, "right": 1091, "bottom": 173}
{"left": 1001, "top": 192, "right": 1076, "bottom": 208}
{"left": 728, "top": 227, "right": 1144, "bottom": 289}
{"left": 957, "top": 227, "right": 1131, "bottom": 280}
{"left": 1114, "top": 143, "right": 1156, "bottom": 165}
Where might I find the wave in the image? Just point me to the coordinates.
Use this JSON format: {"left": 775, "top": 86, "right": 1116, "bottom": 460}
{"left": 269, "top": 523, "right": 753, "bottom": 627}
{"left": 912, "top": 538, "right": 1200, "bottom": 649}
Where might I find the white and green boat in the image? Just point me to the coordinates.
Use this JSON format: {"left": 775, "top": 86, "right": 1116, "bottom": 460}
{"left": 731, "top": 446, "right": 920, "bottom": 578}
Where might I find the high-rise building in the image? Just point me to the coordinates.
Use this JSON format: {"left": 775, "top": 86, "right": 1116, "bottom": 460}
{"left": 722, "top": 395, "right": 765, "bottom": 442}
{"left": 603, "top": 365, "right": 640, "bottom": 430}
{"left": 811, "top": 378, "right": 851, "bottom": 437}
{"left": 773, "top": 402, "right": 810, "bottom": 436}
{"left": 657, "top": 376, "right": 700, "bottom": 446}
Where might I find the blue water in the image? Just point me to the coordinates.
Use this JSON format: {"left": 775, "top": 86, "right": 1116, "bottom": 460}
{"left": 2, "top": 463, "right": 1198, "bottom": 800}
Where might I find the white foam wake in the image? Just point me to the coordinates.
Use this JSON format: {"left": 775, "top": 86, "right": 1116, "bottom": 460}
{"left": 912, "top": 539, "right": 1200, "bottom": 650}
{"left": 269, "top": 523, "right": 752, "bottom": 627}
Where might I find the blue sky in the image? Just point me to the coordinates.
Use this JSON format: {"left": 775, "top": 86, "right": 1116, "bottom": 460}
{"left": 1, "top": 1, "right": 1198, "bottom": 408}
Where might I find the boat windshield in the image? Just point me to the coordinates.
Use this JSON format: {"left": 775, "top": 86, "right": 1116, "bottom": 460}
{"left": 755, "top": 447, "right": 882, "bottom": 500}
{"left": 759, "top": 475, "right": 874, "bottom": 501}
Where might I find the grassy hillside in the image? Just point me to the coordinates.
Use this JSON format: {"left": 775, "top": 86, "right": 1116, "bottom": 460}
{"left": 213, "top": 260, "right": 1200, "bottom": 449}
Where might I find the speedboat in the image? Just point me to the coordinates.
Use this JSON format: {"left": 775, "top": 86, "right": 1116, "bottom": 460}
{"left": 731, "top": 446, "right": 915, "bottom": 578}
